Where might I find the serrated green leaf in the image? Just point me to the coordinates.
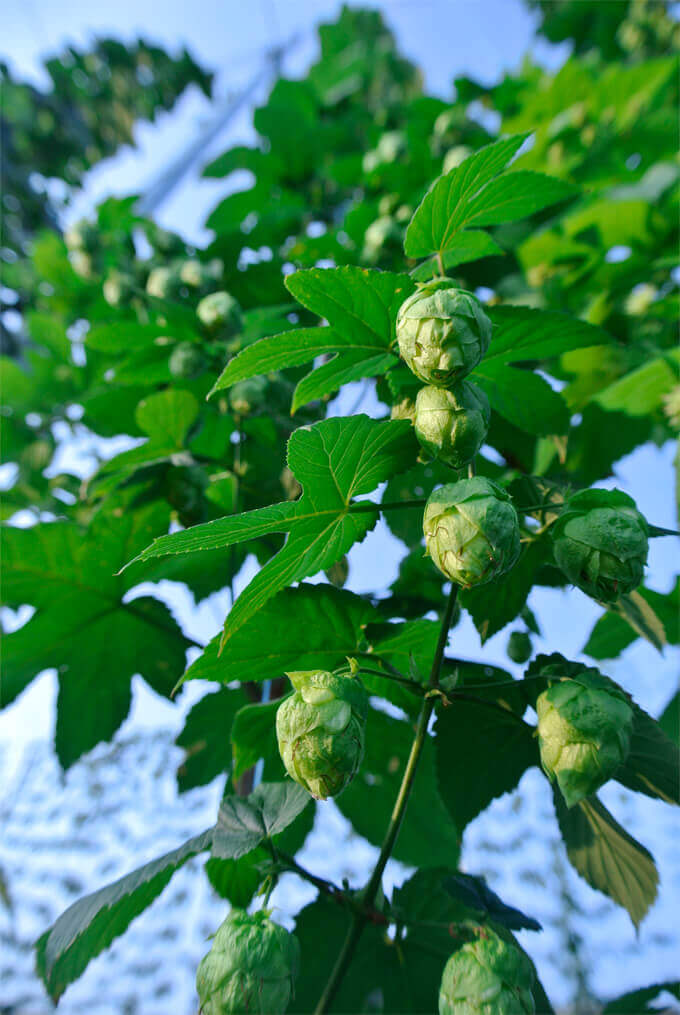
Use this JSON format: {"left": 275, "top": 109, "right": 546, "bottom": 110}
{"left": 336, "top": 707, "right": 460, "bottom": 868}
{"left": 181, "top": 584, "right": 374, "bottom": 687}
{"left": 231, "top": 698, "right": 281, "bottom": 779}
{"left": 210, "top": 267, "right": 412, "bottom": 410}
{"left": 127, "top": 415, "right": 416, "bottom": 647}
{"left": 486, "top": 306, "right": 611, "bottom": 364}
{"left": 583, "top": 581, "right": 679, "bottom": 659}
{"left": 435, "top": 692, "right": 538, "bottom": 829}
{"left": 205, "top": 849, "right": 269, "bottom": 908}
{"left": 613, "top": 704, "right": 679, "bottom": 805}
{"left": 552, "top": 789, "right": 658, "bottom": 929}
{"left": 0, "top": 502, "right": 188, "bottom": 768}
{"left": 464, "top": 170, "right": 576, "bottom": 228}
{"left": 134, "top": 388, "right": 200, "bottom": 446}
{"left": 175, "top": 687, "right": 248, "bottom": 792}
{"left": 211, "top": 782, "right": 310, "bottom": 861}
{"left": 404, "top": 134, "right": 529, "bottom": 257}
{"left": 595, "top": 348, "right": 680, "bottom": 416}
{"left": 475, "top": 363, "right": 569, "bottom": 435}
{"left": 411, "top": 231, "right": 506, "bottom": 280}
{"left": 462, "top": 540, "right": 548, "bottom": 642}
{"left": 35, "top": 829, "right": 213, "bottom": 1003}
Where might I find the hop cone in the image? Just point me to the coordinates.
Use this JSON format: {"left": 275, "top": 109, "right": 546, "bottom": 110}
{"left": 414, "top": 381, "right": 490, "bottom": 469}
{"left": 196, "top": 909, "right": 300, "bottom": 1015}
{"left": 551, "top": 488, "right": 648, "bottom": 603}
{"left": 276, "top": 670, "right": 368, "bottom": 799}
{"left": 424, "top": 477, "right": 520, "bottom": 587}
{"left": 537, "top": 669, "right": 633, "bottom": 807}
{"left": 396, "top": 281, "right": 492, "bottom": 386}
{"left": 197, "top": 290, "right": 243, "bottom": 337}
{"left": 439, "top": 929, "right": 535, "bottom": 1015}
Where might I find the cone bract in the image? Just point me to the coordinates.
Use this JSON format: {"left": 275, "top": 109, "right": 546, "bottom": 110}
{"left": 196, "top": 909, "right": 299, "bottom": 1015}
{"left": 439, "top": 929, "right": 535, "bottom": 1015}
{"left": 276, "top": 670, "right": 368, "bottom": 800}
{"left": 551, "top": 489, "right": 648, "bottom": 602}
{"left": 396, "top": 282, "right": 492, "bottom": 387}
{"left": 536, "top": 669, "right": 633, "bottom": 807}
{"left": 424, "top": 477, "right": 520, "bottom": 587}
{"left": 414, "top": 381, "right": 490, "bottom": 469}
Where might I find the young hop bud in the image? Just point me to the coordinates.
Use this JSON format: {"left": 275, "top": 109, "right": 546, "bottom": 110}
{"left": 197, "top": 291, "right": 243, "bottom": 338}
{"left": 103, "top": 270, "right": 134, "bottom": 308}
{"left": 169, "top": 341, "right": 205, "bottom": 379}
{"left": 551, "top": 489, "right": 648, "bottom": 603}
{"left": 396, "top": 281, "right": 492, "bottom": 387}
{"left": 276, "top": 670, "right": 368, "bottom": 800}
{"left": 196, "top": 909, "right": 300, "bottom": 1015}
{"left": 439, "top": 928, "right": 535, "bottom": 1015}
{"left": 424, "top": 478, "right": 520, "bottom": 587}
{"left": 507, "top": 630, "right": 532, "bottom": 665}
{"left": 229, "top": 376, "right": 268, "bottom": 415}
{"left": 536, "top": 669, "right": 633, "bottom": 808}
{"left": 146, "top": 266, "right": 182, "bottom": 301}
{"left": 414, "top": 382, "right": 490, "bottom": 469}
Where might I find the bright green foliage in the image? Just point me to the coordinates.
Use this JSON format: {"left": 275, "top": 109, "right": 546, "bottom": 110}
{"left": 414, "top": 381, "right": 490, "bottom": 468}
{"left": 2, "top": 2, "right": 679, "bottom": 1011}
{"left": 551, "top": 489, "right": 649, "bottom": 602}
{"left": 439, "top": 928, "right": 535, "bottom": 1015}
{"left": 196, "top": 909, "right": 300, "bottom": 1015}
{"left": 537, "top": 669, "right": 634, "bottom": 807}
{"left": 396, "top": 282, "right": 492, "bottom": 386}
{"left": 276, "top": 670, "right": 368, "bottom": 799}
{"left": 424, "top": 478, "right": 521, "bottom": 586}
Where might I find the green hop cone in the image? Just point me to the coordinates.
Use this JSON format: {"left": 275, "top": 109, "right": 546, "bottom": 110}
{"left": 146, "top": 265, "right": 183, "bottom": 301}
{"left": 439, "top": 928, "right": 535, "bottom": 1015}
{"left": 414, "top": 381, "right": 490, "bottom": 469}
{"left": 551, "top": 488, "right": 648, "bottom": 603}
{"left": 424, "top": 477, "right": 520, "bottom": 587}
{"left": 396, "top": 281, "right": 492, "bottom": 387}
{"left": 196, "top": 909, "right": 300, "bottom": 1015}
{"left": 197, "top": 290, "right": 243, "bottom": 338}
{"left": 169, "top": 341, "right": 205, "bottom": 379}
{"left": 229, "top": 376, "right": 269, "bottom": 415}
{"left": 536, "top": 669, "right": 634, "bottom": 808}
{"left": 507, "top": 630, "right": 532, "bottom": 665}
{"left": 276, "top": 670, "right": 368, "bottom": 800}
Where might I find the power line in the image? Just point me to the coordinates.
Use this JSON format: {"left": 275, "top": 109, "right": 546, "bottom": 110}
{"left": 136, "top": 34, "right": 300, "bottom": 217}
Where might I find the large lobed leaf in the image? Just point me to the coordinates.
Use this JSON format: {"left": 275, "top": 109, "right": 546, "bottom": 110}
{"left": 127, "top": 414, "right": 417, "bottom": 647}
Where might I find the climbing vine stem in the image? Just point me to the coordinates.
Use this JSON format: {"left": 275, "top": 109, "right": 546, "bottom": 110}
{"left": 314, "top": 582, "right": 459, "bottom": 1015}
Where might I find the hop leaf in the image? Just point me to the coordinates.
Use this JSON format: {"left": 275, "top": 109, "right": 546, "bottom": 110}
{"left": 551, "top": 488, "right": 648, "bottom": 603}
{"left": 537, "top": 667, "right": 634, "bottom": 808}
{"left": 414, "top": 381, "right": 490, "bottom": 469}
{"left": 396, "top": 282, "right": 492, "bottom": 387}
{"left": 439, "top": 927, "right": 535, "bottom": 1015}
{"left": 196, "top": 909, "right": 300, "bottom": 1015}
{"left": 424, "top": 477, "right": 520, "bottom": 587}
{"left": 276, "top": 670, "right": 368, "bottom": 800}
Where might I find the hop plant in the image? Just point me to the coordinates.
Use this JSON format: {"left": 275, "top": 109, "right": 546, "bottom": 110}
{"left": 424, "top": 477, "right": 520, "bottom": 587}
{"left": 439, "top": 928, "right": 535, "bottom": 1015}
{"left": 196, "top": 909, "right": 300, "bottom": 1015}
{"left": 276, "top": 669, "right": 368, "bottom": 800}
{"left": 146, "top": 265, "right": 182, "bottom": 300}
{"left": 551, "top": 489, "right": 648, "bottom": 602}
{"left": 414, "top": 381, "right": 490, "bottom": 469}
{"left": 536, "top": 668, "right": 634, "bottom": 808}
{"left": 396, "top": 281, "right": 492, "bottom": 386}
{"left": 197, "top": 290, "right": 243, "bottom": 337}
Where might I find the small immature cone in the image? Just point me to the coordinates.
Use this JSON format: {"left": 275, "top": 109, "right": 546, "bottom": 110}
{"left": 439, "top": 928, "right": 535, "bottom": 1015}
{"left": 276, "top": 670, "right": 368, "bottom": 800}
{"left": 396, "top": 281, "right": 492, "bottom": 387}
{"left": 414, "top": 381, "right": 490, "bottom": 469}
{"left": 196, "top": 909, "right": 300, "bottom": 1015}
{"left": 197, "top": 290, "right": 243, "bottom": 337}
{"left": 536, "top": 669, "right": 634, "bottom": 808}
{"left": 423, "top": 477, "right": 520, "bottom": 587}
{"left": 551, "top": 488, "right": 648, "bottom": 603}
